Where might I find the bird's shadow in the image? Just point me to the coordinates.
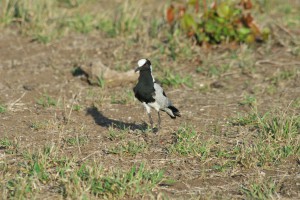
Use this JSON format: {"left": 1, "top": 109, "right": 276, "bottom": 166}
{"left": 86, "top": 106, "right": 149, "bottom": 132}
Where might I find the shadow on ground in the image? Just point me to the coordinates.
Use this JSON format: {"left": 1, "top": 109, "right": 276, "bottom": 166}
{"left": 86, "top": 106, "right": 148, "bottom": 131}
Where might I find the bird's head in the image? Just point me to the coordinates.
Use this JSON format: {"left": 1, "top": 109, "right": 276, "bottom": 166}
{"left": 134, "top": 58, "right": 152, "bottom": 73}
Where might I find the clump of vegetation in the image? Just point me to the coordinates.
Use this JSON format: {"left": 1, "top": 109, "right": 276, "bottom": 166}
{"left": 36, "top": 94, "right": 57, "bottom": 108}
{"left": 160, "top": 70, "right": 193, "bottom": 88}
{"left": 230, "top": 108, "right": 300, "bottom": 167}
{"left": 241, "top": 178, "right": 278, "bottom": 199}
{"left": 168, "top": 124, "right": 211, "bottom": 158}
{"left": 166, "top": 0, "right": 270, "bottom": 44}
{"left": 2, "top": 144, "right": 164, "bottom": 199}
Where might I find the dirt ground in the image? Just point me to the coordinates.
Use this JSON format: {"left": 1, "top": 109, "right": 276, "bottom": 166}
{"left": 0, "top": 1, "right": 300, "bottom": 199}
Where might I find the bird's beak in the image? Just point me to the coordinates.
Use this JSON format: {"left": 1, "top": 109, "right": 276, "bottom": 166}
{"left": 134, "top": 66, "right": 141, "bottom": 73}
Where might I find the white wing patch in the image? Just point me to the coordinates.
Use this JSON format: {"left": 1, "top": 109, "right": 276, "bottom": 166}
{"left": 149, "top": 83, "right": 172, "bottom": 110}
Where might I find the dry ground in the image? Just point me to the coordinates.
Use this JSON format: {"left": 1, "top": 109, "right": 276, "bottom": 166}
{"left": 0, "top": 0, "right": 300, "bottom": 199}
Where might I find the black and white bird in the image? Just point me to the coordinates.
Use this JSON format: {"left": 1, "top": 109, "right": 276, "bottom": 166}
{"left": 133, "top": 58, "right": 181, "bottom": 131}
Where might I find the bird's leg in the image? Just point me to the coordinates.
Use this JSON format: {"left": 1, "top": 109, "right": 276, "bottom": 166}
{"left": 147, "top": 113, "right": 154, "bottom": 130}
{"left": 157, "top": 111, "right": 161, "bottom": 130}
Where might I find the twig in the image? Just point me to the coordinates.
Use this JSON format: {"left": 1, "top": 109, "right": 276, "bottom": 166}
{"left": 255, "top": 60, "right": 300, "bottom": 66}
{"left": 7, "top": 92, "right": 26, "bottom": 110}
{"left": 81, "top": 151, "right": 102, "bottom": 162}
{"left": 275, "top": 23, "right": 296, "bottom": 40}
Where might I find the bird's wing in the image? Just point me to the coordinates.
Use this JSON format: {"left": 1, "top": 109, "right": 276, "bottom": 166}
{"left": 153, "top": 83, "right": 172, "bottom": 108}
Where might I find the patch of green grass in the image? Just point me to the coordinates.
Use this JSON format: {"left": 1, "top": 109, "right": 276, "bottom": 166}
{"left": 231, "top": 108, "right": 300, "bottom": 167}
{"left": 0, "top": 104, "right": 7, "bottom": 113}
{"left": 108, "top": 141, "right": 147, "bottom": 156}
{"left": 229, "top": 112, "right": 260, "bottom": 126}
{"left": 72, "top": 104, "right": 81, "bottom": 111}
{"left": 238, "top": 95, "right": 257, "bottom": 107}
{"left": 57, "top": 0, "right": 84, "bottom": 8}
{"left": 168, "top": 124, "right": 211, "bottom": 158}
{"left": 30, "top": 120, "right": 49, "bottom": 131}
{"left": 241, "top": 178, "right": 278, "bottom": 199}
{"left": 97, "top": 75, "right": 105, "bottom": 88}
{"left": 292, "top": 97, "right": 300, "bottom": 108}
{"left": 0, "top": 138, "right": 13, "bottom": 148}
{"left": 2, "top": 144, "right": 163, "bottom": 199}
{"left": 65, "top": 135, "right": 89, "bottom": 146}
{"left": 97, "top": 1, "right": 141, "bottom": 37}
{"left": 269, "top": 69, "right": 296, "bottom": 86}
{"left": 0, "top": 138, "right": 18, "bottom": 154}
{"left": 160, "top": 70, "right": 193, "bottom": 88}
{"left": 62, "top": 14, "right": 94, "bottom": 34}
{"left": 36, "top": 94, "right": 57, "bottom": 108}
{"left": 208, "top": 65, "right": 230, "bottom": 77}
{"left": 196, "top": 64, "right": 231, "bottom": 78}
{"left": 110, "top": 89, "right": 135, "bottom": 105}
{"left": 107, "top": 126, "right": 129, "bottom": 141}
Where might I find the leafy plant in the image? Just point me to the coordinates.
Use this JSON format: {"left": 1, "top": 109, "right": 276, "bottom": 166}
{"left": 166, "top": 0, "right": 270, "bottom": 44}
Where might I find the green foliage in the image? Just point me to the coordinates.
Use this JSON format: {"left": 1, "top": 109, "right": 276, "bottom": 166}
{"left": 168, "top": 0, "right": 270, "bottom": 44}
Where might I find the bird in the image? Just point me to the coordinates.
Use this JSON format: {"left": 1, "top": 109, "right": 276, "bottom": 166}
{"left": 133, "top": 58, "right": 181, "bottom": 132}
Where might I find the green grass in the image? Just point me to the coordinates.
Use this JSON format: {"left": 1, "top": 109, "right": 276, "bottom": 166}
{"left": 168, "top": 124, "right": 211, "bottom": 158}
{"left": 0, "top": 0, "right": 143, "bottom": 42}
{"left": 0, "top": 138, "right": 13, "bottom": 148}
{"left": 238, "top": 95, "right": 257, "bottom": 107}
{"left": 230, "top": 108, "right": 300, "bottom": 167}
{"left": 0, "top": 138, "right": 18, "bottom": 154}
{"left": 72, "top": 104, "right": 81, "bottom": 111}
{"left": 241, "top": 178, "right": 278, "bottom": 199}
{"left": 108, "top": 141, "right": 148, "bottom": 156}
{"left": 65, "top": 135, "right": 89, "bottom": 146}
{"left": 110, "top": 89, "right": 135, "bottom": 105}
{"left": 30, "top": 120, "right": 49, "bottom": 131}
{"left": 160, "top": 70, "right": 193, "bottom": 88}
{"left": 0, "top": 104, "right": 6, "bottom": 113}
{"left": 1, "top": 144, "right": 164, "bottom": 199}
{"left": 107, "top": 126, "right": 129, "bottom": 141}
{"left": 272, "top": 70, "right": 296, "bottom": 84}
{"left": 97, "top": 1, "right": 141, "bottom": 37}
{"left": 36, "top": 94, "right": 57, "bottom": 108}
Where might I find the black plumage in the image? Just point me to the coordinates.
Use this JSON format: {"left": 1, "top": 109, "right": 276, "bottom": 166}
{"left": 133, "top": 58, "right": 181, "bottom": 132}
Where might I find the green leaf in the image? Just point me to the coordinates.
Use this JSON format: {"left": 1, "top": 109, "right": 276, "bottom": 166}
{"left": 217, "top": 3, "right": 231, "bottom": 18}
{"left": 181, "top": 14, "right": 196, "bottom": 31}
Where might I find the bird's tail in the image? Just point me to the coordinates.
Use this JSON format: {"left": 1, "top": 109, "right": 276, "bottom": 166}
{"left": 166, "top": 105, "right": 181, "bottom": 119}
